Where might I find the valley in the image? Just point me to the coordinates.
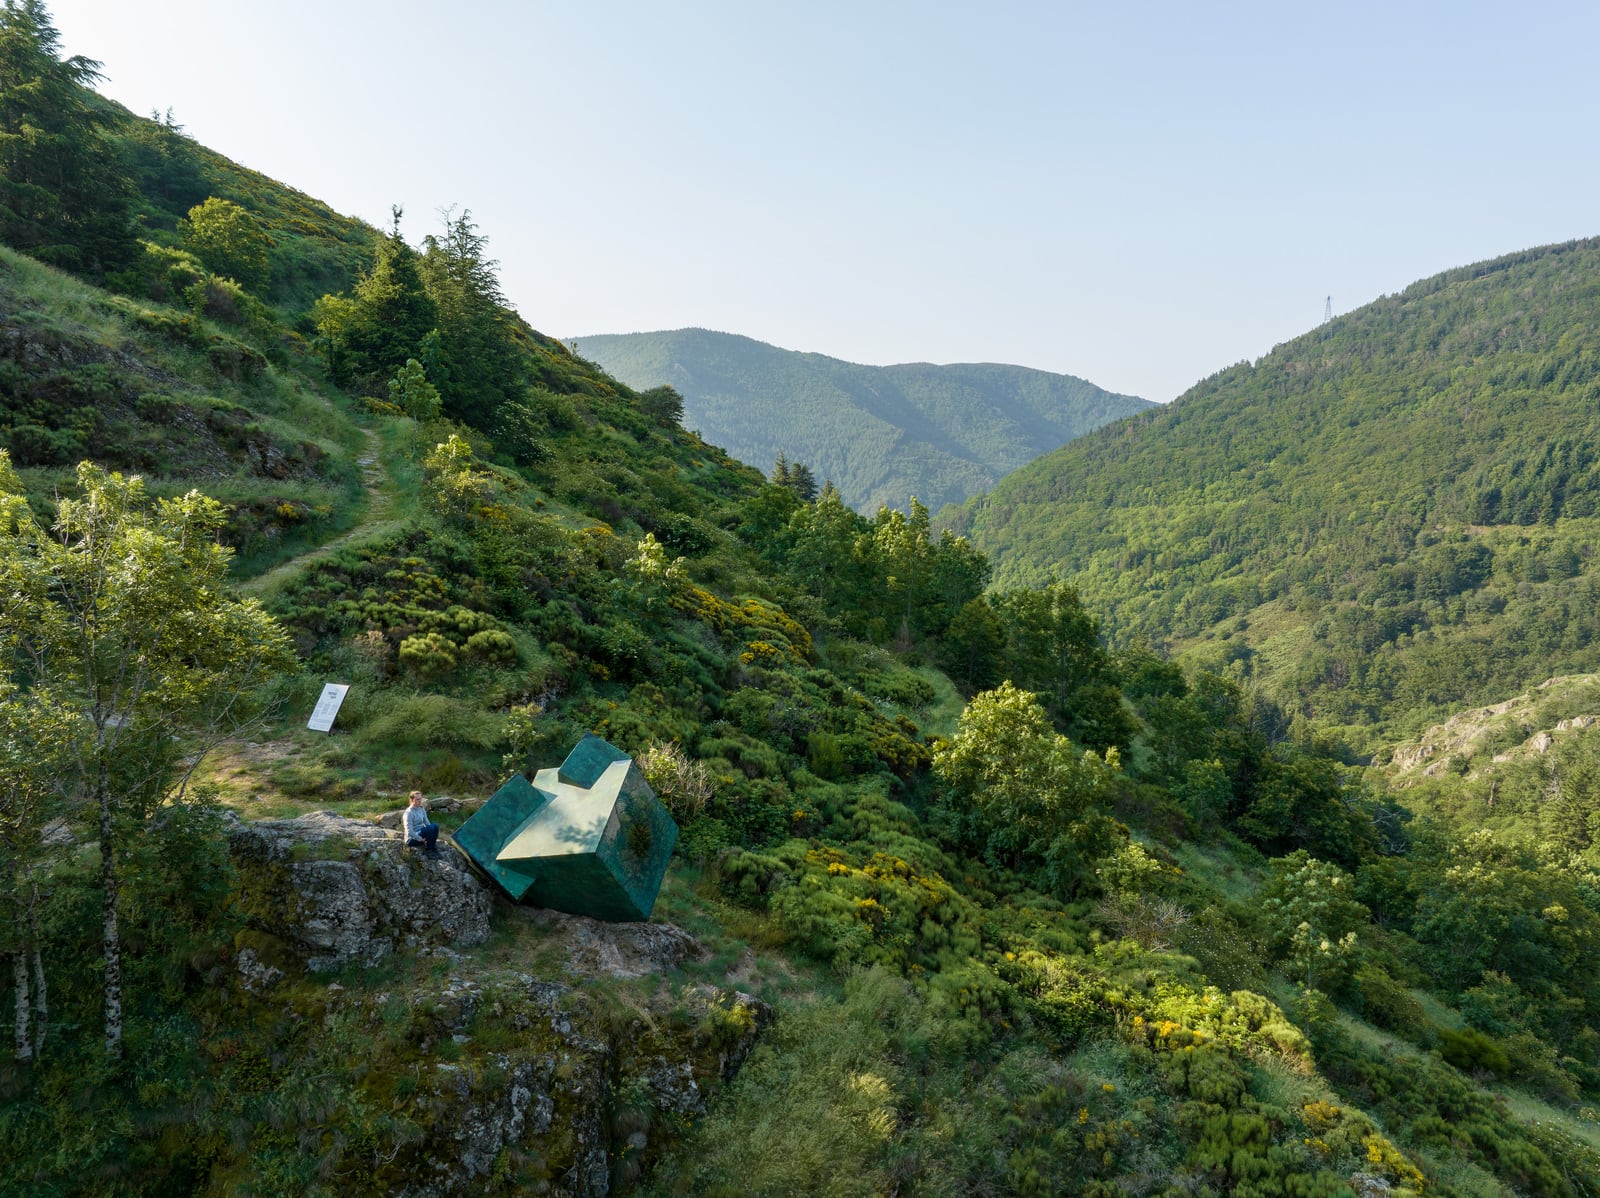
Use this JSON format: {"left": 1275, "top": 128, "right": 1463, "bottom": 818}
{"left": 3, "top": 6, "right": 1600, "bottom": 1196}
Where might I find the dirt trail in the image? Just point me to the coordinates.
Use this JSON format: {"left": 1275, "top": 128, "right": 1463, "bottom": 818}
{"left": 240, "top": 427, "right": 400, "bottom": 598}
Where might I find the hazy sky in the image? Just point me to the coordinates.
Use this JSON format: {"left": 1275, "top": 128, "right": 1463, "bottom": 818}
{"left": 46, "top": 1, "right": 1600, "bottom": 402}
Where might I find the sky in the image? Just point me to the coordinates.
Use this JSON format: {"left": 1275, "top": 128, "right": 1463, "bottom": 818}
{"left": 45, "top": 0, "right": 1600, "bottom": 402}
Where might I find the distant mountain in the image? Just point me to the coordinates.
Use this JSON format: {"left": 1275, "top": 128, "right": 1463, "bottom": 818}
{"left": 569, "top": 328, "right": 1152, "bottom": 513}
{"left": 946, "top": 238, "right": 1600, "bottom": 739}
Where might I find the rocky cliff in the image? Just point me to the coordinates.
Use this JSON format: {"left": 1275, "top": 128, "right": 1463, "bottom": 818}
{"left": 222, "top": 811, "right": 770, "bottom": 1196}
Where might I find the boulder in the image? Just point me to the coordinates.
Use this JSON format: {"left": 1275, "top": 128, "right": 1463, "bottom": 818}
{"left": 226, "top": 810, "right": 492, "bottom": 973}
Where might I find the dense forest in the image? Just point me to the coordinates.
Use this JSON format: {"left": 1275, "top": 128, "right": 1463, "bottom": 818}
{"left": 576, "top": 328, "right": 1151, "bottom": 514}
{"left": 946, "top": 241, "right": 1600, "bottom": 745}
{"left": 3, "top": 4, "right": 1600, "bottom": 1195}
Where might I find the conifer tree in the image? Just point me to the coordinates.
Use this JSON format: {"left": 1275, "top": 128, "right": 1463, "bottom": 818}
{"left": 770, "top": 453, "right": 818, "bottom": 501}
{"left": 0, "top": 0, "right": 136, "bottom": 275}
{"left": 420, "top": 208, "right": 522, "bottom": 428}
{"left": 314, "top": 208, "right": 437, "bottom": 390}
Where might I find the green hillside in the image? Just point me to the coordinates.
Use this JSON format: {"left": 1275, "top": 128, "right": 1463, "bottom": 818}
{"left": 947, "top": 239, "right": 1600, "bottom": 743}
{"left": 573, "top": 327, "right": 1152, "bottom": 512}
{"left": 6, "top": 8, "right": 1600, "bottom": 1195}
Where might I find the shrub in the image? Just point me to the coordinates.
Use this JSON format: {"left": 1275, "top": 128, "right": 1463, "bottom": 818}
{"left": 1437, "top": 1027, "right": 1510, "bottom": 1077}
{"left": 463, "top": 629, "right": 518, "bottom": 665}
{"left": 398, "top": 631, "right": 458, "bottom": 676}
{"left": 1350, "top": 964, "right": 1434, "bottom": 1044}
{"left": 639, "top": 741, "right": 715, "bottom": 822}
{"left": 355, "top": 693, "right": 504, "bottom": 751}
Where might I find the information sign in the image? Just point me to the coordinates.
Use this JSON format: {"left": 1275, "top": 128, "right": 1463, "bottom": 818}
{"left": 307, "top": 683, "right": 351, "bottom": 733}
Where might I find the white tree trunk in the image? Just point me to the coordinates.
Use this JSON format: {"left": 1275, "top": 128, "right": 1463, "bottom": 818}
{"left": 13, "top": 952, "right": 31, "bottom": 1063}
{"left": 100, "top": 786, "right": 122, "bottom": 1058}
{"left": 30, "top": 945, "right": 46, "bottom": 1059}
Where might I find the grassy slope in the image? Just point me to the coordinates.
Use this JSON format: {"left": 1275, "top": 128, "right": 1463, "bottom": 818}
{"left": 947, "top": 238, "right": 1600, "bottom": 743}
{"left": 0, "top": 243, "right": 367, "bottom": 571}
{"left": 574, "top": 327, "right": 1152, "bottom": 513}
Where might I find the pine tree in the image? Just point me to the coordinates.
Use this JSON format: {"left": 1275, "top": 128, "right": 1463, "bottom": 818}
{"left": 0, "top": 0, "right": 136, "bottom": 275}
{"left": 314, "top": 209, "right": 438, "bottom": 390}
{"left": 420, "top": 208, "right": 522, "bottom": 429}
{"left": 770, "top": 453, "right": 817, "bottom": 501}
{"left": 788, "top": 461, "right": 818, "bottom": 502}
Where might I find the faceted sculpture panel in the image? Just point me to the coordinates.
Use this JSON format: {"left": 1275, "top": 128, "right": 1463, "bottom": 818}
{"left": 454, "top": 734, "right": 678, "bottom": 922}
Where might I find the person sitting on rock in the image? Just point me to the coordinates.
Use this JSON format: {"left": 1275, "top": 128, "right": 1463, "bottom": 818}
{"left": 403, "top": 791, "right": 441, "bottom": 856}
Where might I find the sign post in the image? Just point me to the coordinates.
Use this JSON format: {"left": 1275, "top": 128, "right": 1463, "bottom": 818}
{"left": 307, "top": 683, "right": 351, "bottom": 733}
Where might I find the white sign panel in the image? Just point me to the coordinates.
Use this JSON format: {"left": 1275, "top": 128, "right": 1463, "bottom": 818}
{"left": 307, "top": 683, "right": 351, "bottom": 733}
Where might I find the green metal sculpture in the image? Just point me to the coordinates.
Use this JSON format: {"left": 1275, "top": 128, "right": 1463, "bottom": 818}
{"left": 454, "top": 734, "right": 678, "bottom": 922}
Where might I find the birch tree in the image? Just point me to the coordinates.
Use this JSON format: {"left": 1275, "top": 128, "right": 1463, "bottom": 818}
{"left": 0, "top": 453, "right": 295, "bottom": 1057}
{"left": 0, "top": 686, "right": 75, "bottom": 1062}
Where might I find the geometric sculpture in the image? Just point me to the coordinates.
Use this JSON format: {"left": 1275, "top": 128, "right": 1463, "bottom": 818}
{"left": 453, "top": 733, "right": 679, "bottom": 922}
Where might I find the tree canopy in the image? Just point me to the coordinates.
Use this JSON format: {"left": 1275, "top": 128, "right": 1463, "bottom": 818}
{"left": 0, "top": 452, "right": 294, "bottom": 1055}
{"left": 0, "top": 0, "right": 136, "bottom": 275}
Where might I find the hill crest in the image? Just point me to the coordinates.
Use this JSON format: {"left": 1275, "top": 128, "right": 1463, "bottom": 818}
{"left": 571, "top": 326, "right": 1152, "bottom": 513}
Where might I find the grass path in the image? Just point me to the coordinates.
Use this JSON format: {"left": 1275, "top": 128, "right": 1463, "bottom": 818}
{"left": 240, "top": 426, "right": 403, "bottom": 600}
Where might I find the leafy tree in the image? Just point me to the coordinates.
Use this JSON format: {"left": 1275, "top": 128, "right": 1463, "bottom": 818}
{"left": 934, "top": 681, "right": 1119, "bottom": 894}
{"left": 639, "top": 384, "right": 685, "bottom": 428}
{"left": 940, "top": 596, "right": 1006, "bottom": 693}
{"left": 178, "top": 196, "right": 270, "bottom": 291}
{"left": 990, "top": 580, "right": 1132, "bottom": 751}
{"left": 420, "top": 433, "right": 496, "bottom": 521}
{"left": 784, "top": 487, "right": 878, "bottom": 626}
{"left": 993, "top": 582, "right": 1104, "bottom": 712}
{"left": 1259, "top": 851, "right": 1367, "bottom": 991}
{"left": 388, "top": 357, "right": 441, "bottom": 423}
{"left": 1237, "top": 751, "right": 1376, "bottom": 868}
{"left": 0, "top": 0, "right": 136, "bottom": 275}
{"left": 874, "top": 498, "right": 937, "bottom": 638}
{"left": 0, "top": 684, "right": 74, "bottom": 1062}
{"left": 926, "top": 528, "right": 990, "bottom": 629}
{"left": 0, "top": 453, "right": 294, "bottom": 1056}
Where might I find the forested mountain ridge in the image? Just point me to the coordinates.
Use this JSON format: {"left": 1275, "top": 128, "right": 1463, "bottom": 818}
{"left": 947, "top": 238, "right": 1600, "bottom": 741}
{"left": 572, "top": 327, "right": 1152, "bottom": 513}
{"left": 6, "top": 6, "right": 1600, "bottom": 1194}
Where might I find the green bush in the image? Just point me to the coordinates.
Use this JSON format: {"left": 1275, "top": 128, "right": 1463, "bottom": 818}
{"left": 1436, "top": 1026, "right": 1510, "bottom": 1077}
{"left": 355, "top": 692, "right": 505, "bottom": 750}
{"left": 463, "top": 628, "right": 518, "bottom": 665}
{"left": 1351, "top": 963, "right": 1434, "bottom": 1044}
{"left": 398, "top": 631, "right": 458, "bottom": 676}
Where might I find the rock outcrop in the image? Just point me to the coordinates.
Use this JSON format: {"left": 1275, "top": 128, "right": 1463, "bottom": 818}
{"left": 226, "top": 809, "right": 493, "bottom": 972}
{"left": 221, "top": 809, "right": 774, "bottom": 1196}
{"left": 383, "top": 974, "right": 771, "bottom": 1197}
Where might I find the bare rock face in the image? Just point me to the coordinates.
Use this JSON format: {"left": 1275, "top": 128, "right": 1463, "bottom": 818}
{"left": 522, "top": 906, "right": 708, "bottom": 979}
{"left": 226, "top": 810, "right": 493, "bottom": 972}
{"left": 385, "top": 975, "right": 772, "bottom": 1198}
